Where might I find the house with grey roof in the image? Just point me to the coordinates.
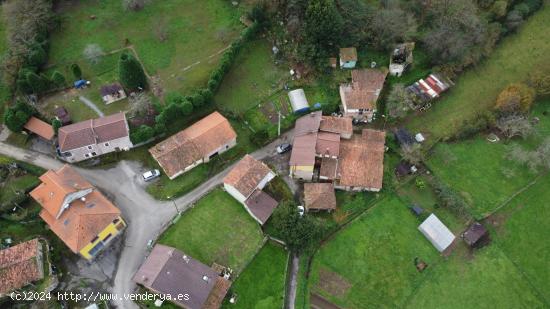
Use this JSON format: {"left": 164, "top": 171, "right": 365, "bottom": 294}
{"left": 57, "top": 112, "right": 132, "bottom": 163}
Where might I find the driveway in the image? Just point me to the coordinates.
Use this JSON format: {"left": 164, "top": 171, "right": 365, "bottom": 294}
{"left": 0, "top": 129, "right": 294, "bottom": 308}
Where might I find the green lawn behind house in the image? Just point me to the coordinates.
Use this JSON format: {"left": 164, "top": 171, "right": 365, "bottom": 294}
{"left": 222, "top": 242, "right": 288, "bottom": 309}
{"left": 158, "top": 188, "right": 264, "bottom": 273}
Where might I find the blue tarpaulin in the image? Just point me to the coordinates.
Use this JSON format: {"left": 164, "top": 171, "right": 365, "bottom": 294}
{"left": 74, "top": 80, "right": 86, "bottom": 88}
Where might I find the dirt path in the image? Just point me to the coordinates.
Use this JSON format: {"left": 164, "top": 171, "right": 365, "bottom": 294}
{"left": 310, "top": 293, "right": 342, "bottom": 309}
{"left": 78, "top": 96, "right": 104, "bottom": 117}
{"left": 286, "top": 254, "right": 299, "bottom": 309}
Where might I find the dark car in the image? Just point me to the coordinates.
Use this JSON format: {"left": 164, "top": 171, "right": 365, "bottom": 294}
{"left": 276, "top": 143, "right": 292, "bottom": 154}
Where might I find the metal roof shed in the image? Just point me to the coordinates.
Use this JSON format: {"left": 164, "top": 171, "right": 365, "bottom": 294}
{"left": 418, "top": 214, "right": 455, "bottom": 252}
{"left": 288, "top": 89, "right": 310, "bottom": 113}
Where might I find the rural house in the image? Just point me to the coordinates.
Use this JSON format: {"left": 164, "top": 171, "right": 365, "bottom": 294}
{"left": 340, "top": 69, "right": 388, "bottom": 122}
{"left": 133, "top": 244, "right": 231, "bottom": 309}
{"left": 23, "top": 116, "right": 55, "bottom": 142}
{"left": 57, "top": 112, "right": 133, "bottom": 163}
{"left": 339, "top": 47, "right": 357, "bottom": 69}
{"left": 224, "top": 155, "right": 278, "bottom": 225}
{"left": 418, "top": 214, "right": 455, "bottom": 252}
{"left": 150, "top": 112, "right": 237, "bottom": 180}
{"left": 30, "top": 165, "right": 126, "bottom": 260}
{"left": 303, "top": 183, "right": 336, "bottom": 212}
{"left": 0, "top": 238, "right": 44, "bottom": 296}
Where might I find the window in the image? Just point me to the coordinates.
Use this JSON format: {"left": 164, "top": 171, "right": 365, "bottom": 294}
{"left": 115, "top": 147, "right": 121, "bottom": 152}
{"left": 91, "top": 152, "right": 97, "bottom": 156}
{"left": 113, "top": 218, "right": 120, "bottom": 224}
{"left": 88, "top": 242, "right": 105, "bottom": 257}
{"left": 88, "top": 146, "right": 93, "bottom": 150}
{"left": 103, "top": 233, "right": 112, "bottom": 242}
{"left": 90, "top": 236, "right": 99, "bottom": 243}
{"left": 85, "top": 154, "right": 90, "bottom": 158}
{"left": 104, "top": 143, "right": 109, "bottom": 147}
{"left": 85, "top": 203, "right": 95, "bottom": 208}
{"left": 63, "top": 152, "right": 72, "bottom": 157}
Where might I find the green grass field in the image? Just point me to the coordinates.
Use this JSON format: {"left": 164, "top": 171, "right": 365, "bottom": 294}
{"left": 427, "top": 103, "right": 550, "bottom": 219}
{"left": 407, "top": 5, "right": 550, "bottom": 142}
{"left": 309, "top": 196, "right": 440, "bottom": 308}
{"left": 490, "top": 172, "right": 550, "bottom": 303}
{"left": 404, "top": 244, "right": 546, "bottom": 308}
{"left": 222, "top": 242, "right": 288, "bottom": 309}
{"left": 158, "top": 188, "right": 264, "bottom": 273}
{"left": 48, "top": 0, "right": 242, "bottom": 94}
{"left": 214, "top": 39, "right": 288, "bottom": 114}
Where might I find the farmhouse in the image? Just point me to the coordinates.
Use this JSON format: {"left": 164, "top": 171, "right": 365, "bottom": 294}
{"left": 289, "top": 112, "right": 385, "bottom": 191}
{"left": 0, "top": 238, "right": 44, "bottom": 296}
{"left": 339, "top": 47, "right": 357, "bottom": 69}
{"left": 339, "top": 69, "right": 388, "bottom": 122}
{"left": 30, "top": 165, "right": 126, "bottom": 260}
{"left": 224, "top": 155, "right": 278, "bottom": 225}
{"left": 133, "top": 244, "right": 231, "bottom": 309}
{"left": 24, "top": 116, "right": 55, "bottom": 142}
{"left": 58, "top": 112, "right": 133, "bottom": 163}
{"left": 100, "top": 83, "right": 127, "bottom": 104}
{"left": 418, "top": 214, "right": 455, "bottom": 252}
{"left": 304, "top": 183, "right": 336, "bottom": 212}
{"left": 150, "top": 112, "right": 237, "bottom": 179}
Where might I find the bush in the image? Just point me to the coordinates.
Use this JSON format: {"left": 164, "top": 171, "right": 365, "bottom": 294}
{"left": 71, "top": 63, "right": 82, "bottom": 80}
{"left": 130, "top": 125, "right": 155, "bottom": 144}
{"left": 26, "top": 44, "right": 48, "bottom": 68}
{"left": 51, "top": 71, "right": 66, "bottom": 88}
{"left": 164, "top": 91, "right": 185, "bottom": 105}
{"left": 4, "top": 101, "right": 35, "bottom": 132}
{"left": 251, "top": 129, "right": 269, "bottom": 146}
{"left": 429, "top": 177, "right": 471, "bottom": 220}
{"left": 119, "top": 51, "right": 147, "bottom": 90}
{"left": 51, "top": 119, "right": 62, "bottom": 134}
{"left": 495, "top": 83, "right": 536, "bottom": 114}
{"left": 180, "top": 100, "right": 193, "bottom": 115}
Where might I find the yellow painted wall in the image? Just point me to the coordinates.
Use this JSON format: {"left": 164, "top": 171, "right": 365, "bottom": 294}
{"left": 291, "top": 165, "right": 314, "bottom": 172}
{"left": 79, "top": 217, "right": 126, "bottom": 260}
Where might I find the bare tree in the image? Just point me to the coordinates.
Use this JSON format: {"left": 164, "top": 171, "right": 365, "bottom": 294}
{"left": 496, "top": 114, "right": 534, "bottom": 140}
{"left": 128, "top": 92, "right": 153, "bottom": 118}
{"left": 370, "top": 8, "right": 417, "bottom": 50}
{"left": 122, "top": 0, "right": 151, "bottom": 11}
{"left": 154, "top": 19, "right": 169, "bottom": 42}
{"left": 83, "top": 44, "right": 104, "bottom": 65}
{"left": 506, "top": 138, "right": 550, "bottom": 173}
{"left": 386, "top": 84, "right": 417, "bottom": 118}
{"left": 401, "top": 143, "right": 424, "bottom": 165}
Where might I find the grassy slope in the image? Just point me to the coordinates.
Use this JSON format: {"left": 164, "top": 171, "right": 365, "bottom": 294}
{"left": 404, "top": 245, "right": 546, "bottom": 309}
{"left": 407, "top": 5, "right": 550, "bottom": 141}
{"left": 492, "top": 172, "right": 550, "bottom": 303}
{"left": 158, "top": 188, "right": 264, "bottom": 273}
{"left": 427, "top": 103, "right": 550, "bottom": 218}
{"left": 48, "top": 0, "right": 241, "bottom": 94}
{"left": 214, "top": 39, "right": 287, "bottom": 114}
{"left": 310, "top": 196, "right": 439, "bottom": 308}
{"left": 222, "top": 242, "right": 288, "bottom": 309}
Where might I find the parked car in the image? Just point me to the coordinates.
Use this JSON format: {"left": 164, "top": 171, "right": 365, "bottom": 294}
{"left": 142, "top": 169, "right": 160, "bottom": 182}
{"left": 276, "top": 143, "right": 292, "bottom": 154}
{"left": 297, "top": 205, "right": 305, "bottom": 217}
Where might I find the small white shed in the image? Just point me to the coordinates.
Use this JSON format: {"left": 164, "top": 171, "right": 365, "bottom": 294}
{"left": 418, "top": 214, "right": 455, "bottom": 252}
{"left": 288, "top": 89, "right": 310, "bottom": 113}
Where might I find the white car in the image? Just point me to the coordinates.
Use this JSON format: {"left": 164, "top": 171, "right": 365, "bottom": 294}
{"left": 297, "top": 205, "right": 305, "bottom": 217}
{"left": 142, "top": 169, "right": 160, "bottom": 182}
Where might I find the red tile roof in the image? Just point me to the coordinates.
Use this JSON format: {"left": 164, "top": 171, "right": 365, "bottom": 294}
{"left": 319, "top": 116, "right": 353, "bottom": 137}
{"left": 337, "top": 129, "right": 386, "bottom": 190}
{"left": 340, "top": 47, "right": 357, "bottom": 62}
{"left": 244, "top": 190, "right": 279, "bottom": 225}
{"left": 340, "top": 69, "right": 387, "bottom": 110}
{"left": 316, "top": 132, "right": 340, "bottom": 157}
{"left": 304, "top": 183, "right": 336, "bottom": 210}
{"left": 24, "top": 117, "right": 55, "bottom": 141}
{"left": 150, "top": 112, "right": 237, "bottom": 179}
{"left": 290, "top": 112, "right": 322, "bottom": 166}
{"left": 58, "top": 112, "right": 129, "bottom": 152}
{"left": 224, "top": 155, "right": 274, "bottom": 198}
{"left": 0, "top": 239, "right": 43, "bottom": 294}
{"left": 30, "top": 165, "right": 121, "bottom": 253}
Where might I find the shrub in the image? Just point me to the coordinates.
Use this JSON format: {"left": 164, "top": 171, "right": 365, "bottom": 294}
{"left": 119, "top": 52, "right": 147, "bottom": 90}
{"left": 164, "top": 91, "right": 185, "bottom": 105}
{"left": 51, "top": 71, "right": 66, "bottom": 88}
{"left": 495, "top": 83, "right": 536, "bottom": 114}
{"left": 71, "top": 63, "right": 82, "bottom": 80}
{"left": 130, "top": 125, "right": 155, "bottom": 144}
{"left": 180, "top": 100, "right": 193, "bottom": 115}
{"left": 51, "top": 119, "right": 62, "bottom": 134}
{"left": 4, "top": 102, "right": 35, "bottom": 132}
{"left": 26, "top": 44, "right": 48, "bottom": 68}
{"left": 251, "top": 129, "right": 269, "bottom": 146}
{"left": 429, "top": 177, "right": 471, "bottom": 220}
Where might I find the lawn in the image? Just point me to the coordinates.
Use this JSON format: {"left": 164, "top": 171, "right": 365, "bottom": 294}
{"left": 426, "top": 103, "right": 550, "bottom": 219}
{"left": 48, "top": 0, "right": 242, "bottom": 94}
{"left": 157, "top": 188, "right": 264, "bottom": 273}
{"left": 404, "top": 245, "right": 546, "bottom": 308}
{"left": 309, "top": 196, "right": 440, "bottom": 308}
{"left": 407, "top": 5, "right": 550, "bottom": 142}
{"left": 214, "top": 39, "right": 288, "bottom": 114}
{"left": 222, "top": 242, "right": 288, "bottom": 309}
{"left": 490, "top": 172, "right": 550, "bottom": 303}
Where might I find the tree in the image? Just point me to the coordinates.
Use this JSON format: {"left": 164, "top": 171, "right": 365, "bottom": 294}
{"left": 301, "top": 0, "right": 344, "bottom": 66}
{"left": 496, "top": 114, "right": 534, "bottom": 140}
{"left": 495, "top": 83, "right": 536, "bottom": 114}
{"left": 3, "top": 102, "right": 35, "bottom": 132}
{"left": 51, "top": 71, "right": 66, "bottom": 88}
{"left": 130, "top": 125, "right": 155, "bottom": 144}
{"left": 386, "top": 84, "right": 417, "bottom": 118}
{"left": 26, "top": 71, "right": 48, "bottom": 94}
{"left": 401, "top": 143, "right": 424, "bottom": 165}
{"left": 180, "top": 100, "right": 193, "bottom": 115}
{"left": 507, "top": 138, "right": 550, "bottom": 173}
{"left": 128, "top": 93, "right": 153, "bottom": 118}
{"left": 370, "top": 8, "right": 417, "bottom": 50}
{"left": 505, "top": 10, "right": 524, "bottom": 32}
{"left": 491, "top": 1, "right": 508, "bottom": 19}
{"left": 71, "top": 63, "right": 82, "bottom": 80}
{"left": 119, "top": 52, "right": 147, "bottom": 90}
{"left": 527, "top": 64, "right": 550, "bottom": 96}
{"left": 164, "top": 91, "right": 185, "bottom": 105}
{"left": 271, "top": 202, "right": 325, "bottom": 253}
{"left": 83, "top": 44, "right": 104, "bottom": 65}
{"left": 51, "top": 119, "right": 62, "bottom": 134}
{"left": 26, "top": 44, "right": 48, "bottom": 67}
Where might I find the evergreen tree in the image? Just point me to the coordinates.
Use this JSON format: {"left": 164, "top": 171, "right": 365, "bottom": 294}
{"left": 301, "top": 0, "right": 343, "bottom": 66}
{"left": 27, "top": 44, "right": 48, "bottom": 67}
{"left": 71, "top": 63, "right": 82, "bottom": 80}
{"left": 118, "top": 52, "right": 147, "bottom": 90}
{"left": 51, "top": 71, "right": 66, "bottom": 88}
{"left": 26, "top": 71, "right": 47, "bottom": 94}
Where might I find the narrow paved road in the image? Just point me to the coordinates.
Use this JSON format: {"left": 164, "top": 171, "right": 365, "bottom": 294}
{"left": 287, "top": 254, "right": 299, "bottom": 309}
{"left": 0, "top": 129, "right": 293, "bottom": 308}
